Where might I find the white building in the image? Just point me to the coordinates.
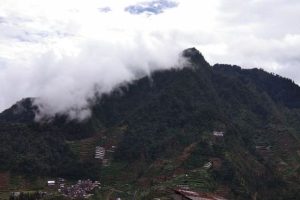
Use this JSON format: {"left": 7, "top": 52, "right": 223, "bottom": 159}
{"left": 213, "top": 131, "right": 224, "bottom": 137}
{"left": 95, "top": 146, "right": 105, "bottom": 159}
{"left": 48, "top": 180, "right": 55, "bottom": 186}
{"left": 203, "top": 162, "right": 212, "bottom": 169}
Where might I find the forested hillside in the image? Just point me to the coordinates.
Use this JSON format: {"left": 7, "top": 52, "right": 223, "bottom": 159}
{"left": 1, "top": 48, "right": 300, "bottom": 199}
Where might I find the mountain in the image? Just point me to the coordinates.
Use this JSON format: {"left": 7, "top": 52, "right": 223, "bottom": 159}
{"left": 1, "top": 48, "right": 300, "bottom": 199}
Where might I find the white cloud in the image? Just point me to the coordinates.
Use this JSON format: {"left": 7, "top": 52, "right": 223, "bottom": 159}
{"left": 0, "top": 0, "right": 300, "bottom": 119}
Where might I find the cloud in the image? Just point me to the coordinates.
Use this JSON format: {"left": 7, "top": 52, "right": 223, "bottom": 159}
{"left": 29, "top": 38, "right": 184, "bottom": 120}
{"left": 0, "top": 0, "right": 300, "bottom": 120}
{"left": 125, "top": 0, "right": 178, "bottom": 15}
{"left": 98, "top": 7, "right": 112, "bottom": 13}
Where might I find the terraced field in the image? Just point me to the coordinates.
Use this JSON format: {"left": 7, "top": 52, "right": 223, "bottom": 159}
{"left": 68, "top": 132, "right": 104, "bottom": 160}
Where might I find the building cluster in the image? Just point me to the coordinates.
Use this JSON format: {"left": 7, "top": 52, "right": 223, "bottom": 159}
{"left": 47, "top": 178, "right": 65, "bottom": 187}
{"left": 60, "top": 179, "right": 100, "bottom": 199}
{"left": 95, "top": 145, "right": 117, "bottom": 166}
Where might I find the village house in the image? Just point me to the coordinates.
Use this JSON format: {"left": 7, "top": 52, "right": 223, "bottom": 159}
{"left": 47, "top": 180, "right": 55, "bottom": 186}
{"left": 255, "top": 145, "right": 272, "bottom": 160}
{"left": 203, "top": 162, "right": 212, "bottom": 169}
{"left": 58, "top": 178, "right": 65, "bottom": 182}
{"left": 95, "top": 146, "right": 105, "bottom": 159}
{"left": 212, "top": 131, "right": 225, "bottom": 143}
{"left": 213, "top": 131, "right": 224, "bottom": 137}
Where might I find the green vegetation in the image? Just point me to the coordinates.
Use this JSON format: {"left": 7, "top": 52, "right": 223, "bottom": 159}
{"left": 1, "top": 48, "right": 300, "bottom": 199}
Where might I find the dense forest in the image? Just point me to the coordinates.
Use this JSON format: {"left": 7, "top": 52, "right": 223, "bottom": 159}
{"left": 1, "top": 48, "right": 300, "bottom": 199}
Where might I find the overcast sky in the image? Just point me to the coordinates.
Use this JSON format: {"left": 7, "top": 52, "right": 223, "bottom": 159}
{"left": 1, "top": 0, "right": 300, "bottom": 119}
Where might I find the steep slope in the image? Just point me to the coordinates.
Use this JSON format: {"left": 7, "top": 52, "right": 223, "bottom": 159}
{"left": 88, "top": 49, "right": 300, "bottom": 199}
{"left": 1, "top": 48, "right": 300, "bottom": 199}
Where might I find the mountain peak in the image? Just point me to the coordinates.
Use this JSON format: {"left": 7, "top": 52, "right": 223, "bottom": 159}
{"left": 182, "top": 47, "right": 209, "bottom": 67}
{"left": 182, "top": 47, "right": 200, "bottom": 56}
{"left": 0, "top": 98, "right": 37, "bottom": 123}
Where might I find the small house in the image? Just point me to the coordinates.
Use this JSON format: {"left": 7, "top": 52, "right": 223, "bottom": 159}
{"left": 48, "top": 180, "right": 56, "bottom": 186}
{"left": 58, "top": 178, "right": 65, "bottom": 182}
{"left": 203, "top": 162, "right": 212, "bottom": 169}
{"left": 213, "top": 131, "right": 224, "bottom": 137}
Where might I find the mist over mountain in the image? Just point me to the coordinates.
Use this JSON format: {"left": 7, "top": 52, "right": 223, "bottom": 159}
{"left": 1, "top": 48, "right": 300, "bottom": 199}
{"left": 2, "top": 0, "right": 300, "bottom": 122}
{"left": 0, "top": 43, "right": 185, "bottom": 121}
